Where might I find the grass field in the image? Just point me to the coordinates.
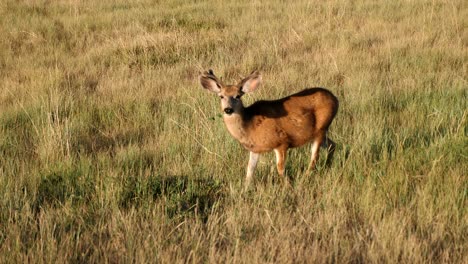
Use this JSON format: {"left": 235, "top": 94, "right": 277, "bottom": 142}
{"left": 0, "top": 0, "right": 467, "bottom": 262}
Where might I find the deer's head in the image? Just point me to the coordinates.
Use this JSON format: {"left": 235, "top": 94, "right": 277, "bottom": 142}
{"left": 199, "top": 70, "right": 262, "bottom": 115}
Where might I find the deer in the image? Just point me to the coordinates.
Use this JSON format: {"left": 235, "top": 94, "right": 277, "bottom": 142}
{"left": 199, "top": 69, "right": 339, "bottom": 189}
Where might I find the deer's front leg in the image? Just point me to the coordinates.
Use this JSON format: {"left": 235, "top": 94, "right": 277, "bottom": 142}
{"left": 274, "top": 147, "right": 288, "bottom": 176}
{"left": 245, "top": 151, "right": 259, "bottom": 189}
{"left": 274, "top": 146, "right": 290, "bottom": 185}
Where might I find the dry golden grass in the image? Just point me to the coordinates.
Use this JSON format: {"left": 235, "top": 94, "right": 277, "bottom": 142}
{"left": 0, "top": 0, "right": 467, "bottom": 263}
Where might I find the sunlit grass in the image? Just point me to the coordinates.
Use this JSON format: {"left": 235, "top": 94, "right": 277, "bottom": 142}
{"left": 0, "top": 0, "right": 466, "bottom": 262}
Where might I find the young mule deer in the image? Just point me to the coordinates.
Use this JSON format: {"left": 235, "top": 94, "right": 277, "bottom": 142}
{"left": 199, "top": 70, "right": 339, "bottom": 188}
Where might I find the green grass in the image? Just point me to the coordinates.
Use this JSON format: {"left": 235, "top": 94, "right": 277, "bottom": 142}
{"left": 1, "top": 0, "right": 467, "bottom": 263}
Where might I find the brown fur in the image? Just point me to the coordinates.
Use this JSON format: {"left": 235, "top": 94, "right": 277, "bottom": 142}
{"left": 199, "top": 70, "right": 339, "bottom": 187}
{"left": 233, "top": 88, "right": 338, "bottom": 153}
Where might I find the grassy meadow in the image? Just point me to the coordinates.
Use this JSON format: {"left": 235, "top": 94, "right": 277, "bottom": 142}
{"left": 1, "top": 0, "right": 467, "bottom": 262}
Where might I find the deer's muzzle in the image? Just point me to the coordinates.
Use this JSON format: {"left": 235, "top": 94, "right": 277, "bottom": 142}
{"left": 224, "top": 108, "right": 234, "bottom": 115}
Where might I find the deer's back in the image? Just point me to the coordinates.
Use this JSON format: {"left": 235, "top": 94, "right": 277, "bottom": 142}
{"left": 244, "top": 88, "right": 338, "bottom": 151}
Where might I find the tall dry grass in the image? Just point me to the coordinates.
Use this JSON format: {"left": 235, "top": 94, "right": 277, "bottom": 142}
{"left": 0, "top": 0, "right": 467, "bottom": 263}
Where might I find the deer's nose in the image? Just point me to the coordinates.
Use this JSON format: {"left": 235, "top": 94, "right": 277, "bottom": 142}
{"left": 224, "top": 108, "right": 234, "bottom": 115}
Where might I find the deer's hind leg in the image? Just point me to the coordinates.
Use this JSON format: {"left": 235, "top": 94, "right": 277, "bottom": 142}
{"left": 306, "top": 131, "right": 326, "bottom": 174}
{"left": 321, "top": 136, "right": 336, "bottom": 166}
{"left": 306, "top": 131, "right": 336, "bottom": 174}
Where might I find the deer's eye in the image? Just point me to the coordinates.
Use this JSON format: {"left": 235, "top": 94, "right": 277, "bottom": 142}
{"left": 219, "top": 95, "right": 224, "bottom": 99}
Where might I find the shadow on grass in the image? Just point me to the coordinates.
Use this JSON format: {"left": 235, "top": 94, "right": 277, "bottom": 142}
{"left": 120, "top": 175, "right": 225, "bottom": 222}
{"left": 33, "top": 165, "right": 94, "bottom": 214}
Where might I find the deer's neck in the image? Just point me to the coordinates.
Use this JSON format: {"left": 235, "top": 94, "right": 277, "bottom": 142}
{"left": 223, "top": 108, "right": 251, "bottom": 144}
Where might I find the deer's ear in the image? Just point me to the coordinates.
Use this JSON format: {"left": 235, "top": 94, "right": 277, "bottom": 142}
{"left": 199, "top": 70, "right": 221, "bottom": 93}
{"left": 239, "top": 71, "right": 261, "bottom": 93}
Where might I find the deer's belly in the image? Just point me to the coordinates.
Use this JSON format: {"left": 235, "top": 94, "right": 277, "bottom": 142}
{"left": 239, "top": 134, "right": 287, "bottom": 153}
{"left": 241, "top": 142, "right": 272, "bottom": 153}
